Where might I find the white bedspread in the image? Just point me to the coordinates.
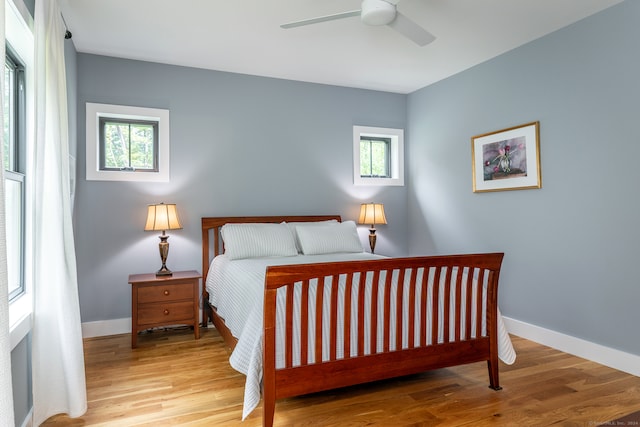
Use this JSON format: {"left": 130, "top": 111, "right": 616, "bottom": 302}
{"left": 206, "top": 253, "right": 516, "bottom": 420}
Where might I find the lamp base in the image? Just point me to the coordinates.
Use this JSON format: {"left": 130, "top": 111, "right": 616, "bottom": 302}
{"left": 368, "top": 226, "right": 377, "bottom": 254}
{"left": 155, "top": 267, "right": 173, "bottom": 277}
{"left": 156, "top": 233, "right": 173, "bottom": 276}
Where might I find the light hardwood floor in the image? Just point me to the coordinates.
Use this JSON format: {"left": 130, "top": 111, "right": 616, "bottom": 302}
{"left": 42, "top": 326, "right": 640, "bottom": 426}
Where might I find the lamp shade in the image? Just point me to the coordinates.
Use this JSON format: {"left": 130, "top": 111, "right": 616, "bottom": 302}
{"left": 358, "top": 203, "right": 387, "bottom": 225}
{"left": 144, "top": 203, "right": 183, "bottom": 231}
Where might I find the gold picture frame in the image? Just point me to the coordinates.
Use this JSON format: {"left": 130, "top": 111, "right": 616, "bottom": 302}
{"left": 471, "top": 121, "right": 541, "bottom": 193}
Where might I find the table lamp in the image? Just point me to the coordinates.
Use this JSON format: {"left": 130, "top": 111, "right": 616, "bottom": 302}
{"left": 357, "top": 203, "right": 387, "bottom": 254}
{"left": 144, "top": 203, "right": 183, "bottom": 276}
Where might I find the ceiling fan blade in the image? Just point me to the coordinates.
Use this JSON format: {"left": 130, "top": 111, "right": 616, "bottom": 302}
{"left": 281, "top": 10, "right": 361, "bottom": 29}
{"left": 388, "top": 11, "right": 436, "bottom": 46}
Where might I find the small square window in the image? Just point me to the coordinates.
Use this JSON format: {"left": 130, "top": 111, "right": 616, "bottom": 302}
{"left": 360, "top": 137, "right": 391, "bottom": 178}
{"left": 86, "top": 103, "right": 170, "bottom": 182}
{"left": 99, "top": 118, "right": 159, "bottom": 172}
{"left": 353, "top": 126, "right": 404, "bottom": 186}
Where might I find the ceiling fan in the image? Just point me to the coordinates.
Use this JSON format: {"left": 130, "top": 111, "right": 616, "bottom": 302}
{"left": 280, "top": 0, "right": 436, "bottom": 46}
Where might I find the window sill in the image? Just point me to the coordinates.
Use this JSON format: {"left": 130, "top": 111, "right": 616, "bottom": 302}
{"left": 9, "top": 294, "right": 32, "bottom": 350}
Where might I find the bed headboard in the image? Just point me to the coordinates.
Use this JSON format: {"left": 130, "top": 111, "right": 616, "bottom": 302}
{"left": 201, "top": 215, "right": 342, "bottom": 284}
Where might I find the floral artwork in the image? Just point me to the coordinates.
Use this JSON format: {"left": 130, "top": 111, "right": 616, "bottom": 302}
{"left": 472, "top": 122, "right": 541, "bottom": 192}
{"left": 482, "top": 136, "right": 527, "bottom": 181}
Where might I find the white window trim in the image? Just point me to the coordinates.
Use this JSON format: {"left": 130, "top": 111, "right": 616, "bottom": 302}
{"left": 86, "top": 103, "right": 170, "bottom": 182}
{"left": 6, "top": 0, "right": 35, "bottom": 349}
{"left": 353, "top": 125, "right": 404, "bottom": 186}
{"left": 9, "top": 294, "right": 32, "bottom": 349}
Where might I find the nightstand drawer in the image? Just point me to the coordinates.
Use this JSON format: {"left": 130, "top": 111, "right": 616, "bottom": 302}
{"left": 137, "top": 301, "right": 194, "bottom": 325}
{"left": 137, "top": 282, "right": 194, "bottom": 303}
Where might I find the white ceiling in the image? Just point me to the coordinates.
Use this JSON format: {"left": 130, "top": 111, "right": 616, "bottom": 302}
{"left": 59, "top": 0, "right": 622, "bottom": 94}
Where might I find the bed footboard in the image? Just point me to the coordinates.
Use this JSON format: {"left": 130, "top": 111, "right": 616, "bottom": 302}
{"left": 262, "top": 253, "right": 504, "bottom": 427}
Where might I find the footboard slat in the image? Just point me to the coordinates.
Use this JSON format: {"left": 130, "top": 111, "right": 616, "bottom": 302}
{"left": 263, "top": 253, "right": 504, "bottom": 427}
{"left": 285, "top": 285, "right": 294, "bottom": 368}
{"left": 383, "top": 270, "right": 392, "bottom": 353}
{"left": 368, "top": 270, "right": 379, "bottom": 355}
{"left": 329, "top": 275, "right": 339, "bottom": 361}
{"left": 465, "top": 268, "right": 473, "bottom": 339}
{"left": 407, "top": 268, "right": 416, "bottom": 349}
{"left": 300, "top": 280, "right": 309, "bottom": 366}
{"left": 314, "top": 280, "right": 324, "bottom": 364}
{"left": 358, "top": 271, "right": 367, "bottom": 356}
{"left": 443, "top": 266, "right": 453, "bottom": 343}
{"left": 476, "top": 268, "right": 485, "bottom": 338}
{"left": 431, "top": 267, "right": 441, "bottom": 346}
{"left": 343, "top": 273, "right": 353, "bottom": 359}
{"left": 419, "top": 268, "right": 428, "bottom": 347}
{"left": 454, "top": 268, "right": 463, "bottom": 342}
{"left": 395, "top": 268, "right": 406, "bottom": 351}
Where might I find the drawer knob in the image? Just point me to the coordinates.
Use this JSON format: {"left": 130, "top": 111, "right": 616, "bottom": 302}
{"left": 164, "top": 309, "right": 170, "bottom": 315}
{"left": 164, "top": 290, "right": 170, "bottom": 296}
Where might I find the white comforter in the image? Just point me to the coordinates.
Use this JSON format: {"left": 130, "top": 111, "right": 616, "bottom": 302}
{"left": 206, "top": 253, "right": 516, "bottom": 420}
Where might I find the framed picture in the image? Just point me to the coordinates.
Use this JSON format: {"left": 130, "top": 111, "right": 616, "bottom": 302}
{"left": 471, "top": 121, "right": 541, "bottom": 193}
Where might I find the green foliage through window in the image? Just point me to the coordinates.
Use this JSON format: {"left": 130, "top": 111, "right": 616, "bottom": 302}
{"left": 360, "top": 137, "right": 390, "bottom": 178}
{"left": 99, "top": 118, "right": 158, "bottom": 171}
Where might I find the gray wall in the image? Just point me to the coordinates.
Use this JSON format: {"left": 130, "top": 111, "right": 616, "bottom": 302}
{"left": 407, "top": 0, "right": 639, "bottom": 356}
{"left": 75, "top": 55, "right": 409, "bottom": 322}
{"left": 11, "top": 336, "right": 30, "bottom": 427}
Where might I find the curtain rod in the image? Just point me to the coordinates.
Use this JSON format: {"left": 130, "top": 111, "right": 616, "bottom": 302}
{"left": 61, "top": 13, "right": 72, "bottom": 39}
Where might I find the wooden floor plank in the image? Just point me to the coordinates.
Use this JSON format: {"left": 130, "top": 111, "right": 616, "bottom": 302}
{"left": 41, "top": 327, "right": 640, "bottom": 426}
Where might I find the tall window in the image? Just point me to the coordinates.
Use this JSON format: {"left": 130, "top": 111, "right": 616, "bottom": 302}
{"left": 4, "top": 45, "right": 26, "bottom": 301}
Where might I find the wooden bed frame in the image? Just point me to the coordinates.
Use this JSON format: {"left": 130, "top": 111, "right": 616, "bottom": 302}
{"left": 202, "top": 216, "right": 505, "bottom": 427}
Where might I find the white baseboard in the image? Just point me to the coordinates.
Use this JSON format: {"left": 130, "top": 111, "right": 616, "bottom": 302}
{"left": 503, "top": 316, "right": 640, "bottom": 377}
{"left": 81, "top": 317, "right": 131, "bottom": 338}
{"left": 19, "top": 408, "right": 32, "bottom": 427}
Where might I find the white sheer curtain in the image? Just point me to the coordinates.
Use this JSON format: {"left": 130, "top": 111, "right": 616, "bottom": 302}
{"left": 1, "top": 1, "right": 17, "bottom": 425}
{"left": 31, "top": 0, "right": 87, "bottom": 424}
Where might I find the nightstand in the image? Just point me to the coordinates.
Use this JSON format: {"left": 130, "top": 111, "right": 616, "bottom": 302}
{"left": 129, "top": 270, "right": 201, "bottom": 348}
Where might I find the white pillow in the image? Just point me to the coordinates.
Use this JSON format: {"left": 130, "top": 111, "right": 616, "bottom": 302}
{"left": 296, "top": 221, "right": 364, "bottom": 255}
{"left": 284, "top": 220, "right": 339, "bottom": 253}
{"left": 221, "top": 223, "right": 298, "bottom": 260}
